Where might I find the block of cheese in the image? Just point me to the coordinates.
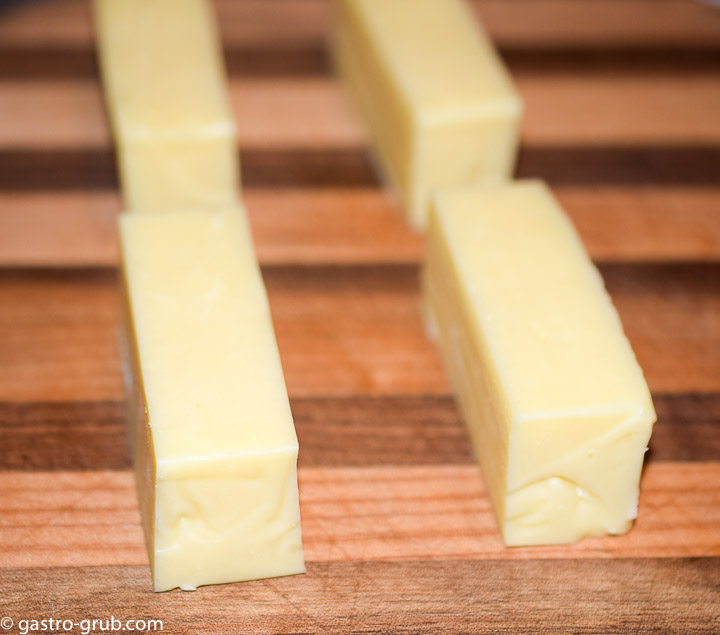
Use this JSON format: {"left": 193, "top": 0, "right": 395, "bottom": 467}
{"left": 334, "top": 0, "right": 522, "bottom": 230}
{"left": 119, "top": 207, "right": 305, "bottom": 591}
{"left": 95, "top": 0, "right": 239, "bottom": 211}
{"left": 422, "top": 181, "right": 656, "bottom": 546}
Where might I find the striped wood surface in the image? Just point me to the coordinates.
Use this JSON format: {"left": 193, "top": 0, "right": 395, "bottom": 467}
{"left": 0, "top": 0, "right": 719, "bottom": 633}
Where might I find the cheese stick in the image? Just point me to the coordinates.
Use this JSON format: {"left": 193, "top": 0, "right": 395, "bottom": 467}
{"left": 95, "top": 0, "right": 239, "bottom": 211}
{"left": 335, "top": 0, "right": 522, "bottom": 230}
{"left": 423, "top": 181, "right": 655, "bottom": 546}
{"left": 120, "top": 207, "right": 305, "bottom": 591}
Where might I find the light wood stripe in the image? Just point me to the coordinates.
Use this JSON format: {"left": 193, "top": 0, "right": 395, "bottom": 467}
{"left": 472, "top": 0, "right": 720, "bottom": 50}
{"left": 0, "top": 265, "right": 717, "bottom": 402}
{"left": 2, "top": 77, "right": 720, "bottom": 149}
{"left": 519, "top": 74, "right": 720, "bottom": 145}
{"left": 3, "top": 559, "right": 718, "bottom": 633}
{"left": 7, "top": 559, "right": 720, "bottom": 632}
{"left": 1, "top": 188, "right": 719, "bottom": 268}
{"left": 2, "top": 0, "right": 719, "bottom": 50}
{"left": 0, "top": 80, "right": 361, "bottom": 150}
{"left": 0, "top": 463, "right": 717, "bottom": 568}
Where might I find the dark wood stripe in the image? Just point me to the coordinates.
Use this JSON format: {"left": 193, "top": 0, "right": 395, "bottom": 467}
{"left": 0, "top": 149, "right": 377, "bottom": 190}
{"left": 598, "top": 261, "right": 720, "bottom": 292}
{"left": 1, "top": 393, "right": 717, "bottom": 471}
{"left": 1, "top": 146, "right": 720, "bottom": 190}
{"left": 226, "top": 45, "right": 331, "bottom": 77}
{"left": 0, "top": 45, "right": 330, "bottom": 80}
{"left": 2, "top": 45, "right": 719, "bottom": 79}
{"left": 241, "top": 149, "right": 378, "bottom": 187}
{"left": 0, "top": 47, "right": 100, "bottom": 81}
{"left": 0, "top": 401, "right": 129, "bottom": 471}
{"left": 516, "top": 146, "right": 720, "bottom": 186}
{"left": 502, "top": 47, "right": 720, "bottom": 74}
{"left": 294, "top": 396, "right": 472, "bottom": 466}
{"left": 0, "top": 149, "right": 119, "bottom": 191}
{"left": 651, "top": 393, "right": 720, "bottom": 462}
{"left": 3, "top": 560, "right": 718, "bottom": 632}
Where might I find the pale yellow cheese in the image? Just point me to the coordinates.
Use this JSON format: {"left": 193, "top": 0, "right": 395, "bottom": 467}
{"left": 335, "top": 0, "right": 522, "bottom": 230}
{"left": 422, "top": 181, "right": 656, "bottom": 546}
{"left": 95, "top": 0, "right": 239, "bottom": 211}
{"left": 119, "top": 207, "right": 305, "bottom": 591}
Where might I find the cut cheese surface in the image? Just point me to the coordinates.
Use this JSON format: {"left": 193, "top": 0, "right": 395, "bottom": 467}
{"left": 335, "top": 0, "right": 522, "bottom": 230}
{"left": 95, "top": 0, "right": 239, "bottom": 211}
{"left": 422, "top": 181, "right": 655, "bottom": 546}
{"left": 119, "top": 207, "right": 305, "bottom": 591}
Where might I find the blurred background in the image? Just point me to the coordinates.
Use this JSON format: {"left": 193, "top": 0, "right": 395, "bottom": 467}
{"left": 1, "top": 0, "right": 719, "bottom": 266}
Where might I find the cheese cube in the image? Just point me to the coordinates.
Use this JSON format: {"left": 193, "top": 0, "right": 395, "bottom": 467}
{"left": 422, "top": 181, "right": 656, "bottom": 546}
{"left": 119, "top": 207, "right": 305, "bottom": 591}
{"left": 335, "top": 0, "right": 522, "bottom": 230}
{"left": 95, "top": 0, "right": 239, "bottom": 211}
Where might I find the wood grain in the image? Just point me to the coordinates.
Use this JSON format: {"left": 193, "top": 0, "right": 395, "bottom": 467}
{"left": 0, "top": 394, "right": 718, "bottom": 471}
{"left": 1, "top": 0, "right": 719, "bottom": 626}
{"left": 1, "top": 188, "right": 719, "bottom": 268}
{"left": 0, "top": 401, "right": 130, "bottom": 471}
{"left": 1, "top": 264, "right": 718, "bottom": 402}
{"left": 3, "top": 76, "right": 720, "bottom": 149}
{"left": 0, "top": 559, "right": 717, "bottom": 634}
{"left": 2, "top": 0, "right": 720, "bottom": 50}
{"left": 4, "top": 46, "right": 720, "bottom": 80}
{"left": 3, "top": 146, "right": 720, "bottom": 191}
{"left": 0, "top": 463, "right": 718, "bottom": 569}
{"left": 0, "top": 269, "right": 122, "bottom": 403}
{"left": 650, "top": 398, "right": 720, "bottom": 462}
{"left": 0, "top": 148, "right": 379, "bottom": 190}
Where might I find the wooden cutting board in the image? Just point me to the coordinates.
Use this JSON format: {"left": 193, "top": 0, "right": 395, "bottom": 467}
{"left": 1, "top": 0, "right": 719, "bottom": 632}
